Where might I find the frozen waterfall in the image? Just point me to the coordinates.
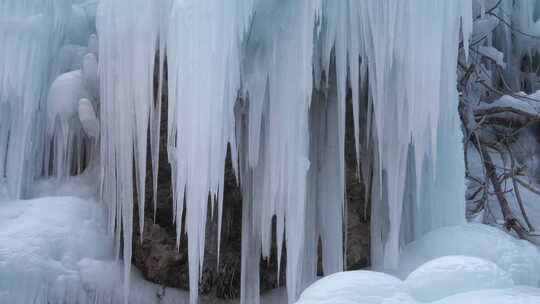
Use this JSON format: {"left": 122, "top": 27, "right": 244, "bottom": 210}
{"left": 2, "top": 0, "right": 540, "bottom": 304}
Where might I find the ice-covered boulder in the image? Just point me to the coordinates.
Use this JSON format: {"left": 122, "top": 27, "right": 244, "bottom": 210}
{"left": 296, "top": 271, "right": 404, "bottom": 304}
{"left": 398, "top": 224, "right": 540, "bottom": 286}
{"left": 404, "top": 256, "right": 514, "bottom": 302}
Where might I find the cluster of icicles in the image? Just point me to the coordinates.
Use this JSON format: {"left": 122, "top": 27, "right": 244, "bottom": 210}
{"left": 0, "top": 0, "right": 476, "bottom": 304}
{"left": 96, "top": 1, "right": 473, "bottom": 303}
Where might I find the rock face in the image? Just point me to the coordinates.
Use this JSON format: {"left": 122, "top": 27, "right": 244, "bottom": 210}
{"left": 131, "top": 70, "right": 370, "bottom": 301}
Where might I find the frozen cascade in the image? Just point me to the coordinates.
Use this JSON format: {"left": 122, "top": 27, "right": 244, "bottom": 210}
{"left": 5, "top": 0, "right": 526, "bottom": 303}
{"left": 94, "top": 0, "right": 473, "bottom": 302}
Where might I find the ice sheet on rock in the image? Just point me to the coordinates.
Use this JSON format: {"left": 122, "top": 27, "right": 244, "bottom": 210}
{"left": 405, "top": 256, "right": 514, "bottom": 302}
{"left": 398, "top": 224, "right": 540, "bottom": 286}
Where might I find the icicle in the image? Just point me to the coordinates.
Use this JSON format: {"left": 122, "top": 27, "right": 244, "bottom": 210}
{"left": 150, "top": 0, "right": 173, "bottom": 223}
{"left": 240, "top": 1, "right": 321, "bottom": 302}
{"left": 96, "top": 1, "right": 160, "bottom": 303}
{"left": 166, "top": 1, "right": 252, "bottom": 303}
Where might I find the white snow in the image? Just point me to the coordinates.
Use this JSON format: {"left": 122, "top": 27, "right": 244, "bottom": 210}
{"left": 404, "top": 256, "right": 514, "bottom": 302}
{"left": 297, "top": 251, "right": 539, "bottom": 304}
{"left": 0, "top": 193, "right": 189, "bottom": 304}
{"left": 0, "top": 196, "right": 110, "bottom": 303}
{"left": 296, "top": 222, "right": 540, "bottom": 304}
{"left": 398, "top": 224, "right": 540, "bottom": 286}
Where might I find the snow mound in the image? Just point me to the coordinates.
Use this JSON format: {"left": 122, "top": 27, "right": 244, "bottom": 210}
{"left": 405, "top": 256, "right": 513, "bottom": 301}
{"left": 298, "top": 224, "right": 540, "bottom": 304}
{"left": 398, "top": 224, "right": 540, "bottom": 286}
{"left": 0, "top": 196, "right": 186, "bottom": 304}
{"left": 0, "top": 197, "right": 111, "bottom": 303}
{"left": 296, "top": 271, "right": 404, "bottom": 304}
